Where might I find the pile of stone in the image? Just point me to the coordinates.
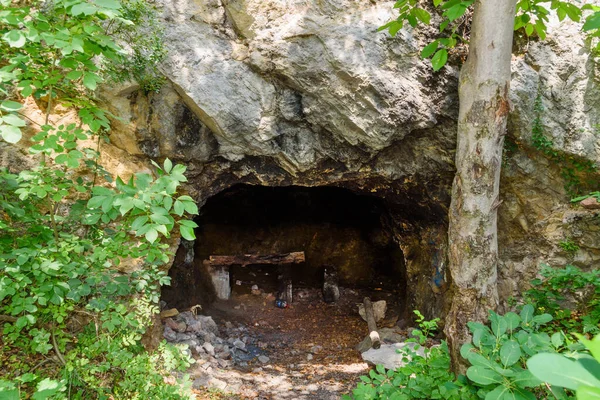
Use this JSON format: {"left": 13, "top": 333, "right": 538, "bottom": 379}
{"left": 161, "top": 308, "right": 266, "bottom": 370}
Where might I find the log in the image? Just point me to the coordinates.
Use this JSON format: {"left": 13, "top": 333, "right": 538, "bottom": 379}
{"left": 363, "top": 297, "right": 381, "bottom": 349}
{"left": 208, "top": 252, "right": 305, "bottom": 267}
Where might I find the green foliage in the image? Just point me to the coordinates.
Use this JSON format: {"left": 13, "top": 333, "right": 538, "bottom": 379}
{"left": 526, "top": 265, "right": 600, "bottom": 335}
{"left": 528, "top": 334, "right": 600, "bottom": 398}
{"left": 345, "top": 307, "right": 595, "bottom": 399}
{"left": 103, "top": 0, "right": 167, "bottom": 93}
{"left": 344, "top": 311, "right": 478, "bottom": 400}
{"left": 380, "top": 1, "right": 600, "bottom": 70}
{"left": 460, "top": 305, "right": 568, "bottom": 399}
{"left": 0, "top": 0, "right": 196, "bottom": 397}
{"left": 559, "top": 238, "right": 580, "bottom": 255}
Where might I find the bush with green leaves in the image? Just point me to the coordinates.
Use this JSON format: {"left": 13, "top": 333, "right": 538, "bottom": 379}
{"left": 459, "top": 305, "right": 576, "bottom": 399}
{"left": 0, "top": 0, "right": 199, "bottom": 397}
{"left": 345, "top": 306, "right": 591, "bottom": 399}
{"left": 528, "top": 333, "right": 600, "bottom": 399}
{"left": 526, "top": 265, "right": 600, "bottom": 335}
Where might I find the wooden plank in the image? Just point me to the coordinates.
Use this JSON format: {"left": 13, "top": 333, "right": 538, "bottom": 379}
{"left": 208, "top": 252, "right": 305, "bottom": 267}
{"left": 363, "top": 297, "right": 381, "bottom": 349}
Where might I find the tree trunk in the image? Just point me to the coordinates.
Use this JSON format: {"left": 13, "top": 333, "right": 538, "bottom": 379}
{"left": 444, "top": 0, "right": 517, "bottom": 374}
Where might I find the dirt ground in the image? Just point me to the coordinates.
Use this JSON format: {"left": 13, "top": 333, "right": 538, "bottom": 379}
{"left": 189, "top": 286, "right": 405, "bottom": 399}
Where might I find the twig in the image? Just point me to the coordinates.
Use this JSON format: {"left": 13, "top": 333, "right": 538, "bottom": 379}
{"left": 0, "top": 315, "right": 17, "bottom": 323}
{"left": 51, "top": 330, "right": 66, "bottom": 365}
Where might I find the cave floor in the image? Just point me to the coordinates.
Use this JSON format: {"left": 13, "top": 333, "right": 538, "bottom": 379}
{"left": 188, "top": 287, "right": 404, "bottom": 399}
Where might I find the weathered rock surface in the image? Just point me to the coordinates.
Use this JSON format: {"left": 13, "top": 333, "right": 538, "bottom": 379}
{"left": 361, "top": 342, "right": 425, "bottom": 370}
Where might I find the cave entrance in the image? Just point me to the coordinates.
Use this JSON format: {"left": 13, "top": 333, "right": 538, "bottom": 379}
{"left": 162, "top": 184, "right": 407, "bottom": 311}
{"left": 160, "top": 185, "right": 411, "bottom": 393}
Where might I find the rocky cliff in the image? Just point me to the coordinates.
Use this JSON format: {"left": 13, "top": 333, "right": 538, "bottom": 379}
{"left": 99, "top": 0, "right": 600, "bottom": 316}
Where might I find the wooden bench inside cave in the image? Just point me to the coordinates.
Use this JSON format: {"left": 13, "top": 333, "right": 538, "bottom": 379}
{"left": 204, "top": 251, "right": 306, "bottom": 301}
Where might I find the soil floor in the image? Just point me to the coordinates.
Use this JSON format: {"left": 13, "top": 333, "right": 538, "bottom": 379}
{"left": 188, "top": 286, "right": 405, "bottom": 399}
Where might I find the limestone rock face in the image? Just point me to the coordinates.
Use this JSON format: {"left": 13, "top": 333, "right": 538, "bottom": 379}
{"left": 100, "top": 0, "right": 600, "bottom": 316}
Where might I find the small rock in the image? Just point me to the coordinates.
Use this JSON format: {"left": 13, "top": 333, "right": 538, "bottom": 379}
{"left": 358, "top": 300, "right": 387, "bottom": 323}
{"left": 193, "top": 346, "right": 205, "bottom": 355}
{"left": 225, "top": 321, "right": 233, "bottom": 329}
{"left": 163, "top": 326, "right": 178, "bottom": 342}
{"left": 258, "top": 341, "right": 268, "bottom": 349}
{"left": 581, "top": 197, "right": 600, "bottom": 209}
{"left": 214, "top": 344, "right": 224, "bottom": 352}
{"left": 203, "top": 342, "right": 215, "bottom": 356}
{"left": 209, "top": 378, "right": 228, "bottom": 391}
{"left": 159, "top": 300, "right": 167, "bottom": 311}
{"left": 310, "top": 345, "right": 323, "bottom": 354}
{"left": 252, "top": 367, "right": 263, "bottom": 373}
{"left": 216, "top": 350, "right": 231, "bottom": 360}
{"left": 160, "top": 308, "right": 179, "bottom": 319}
{"left": 217, "top": 359, "right": 231, "bottom": 369}
{"left": 236, "top": 280, "right": 242, "bottom": 285}
{"left": 252, "top": 284, "right": 259, "bottom": 291}
{"left": 175, "top": 332, "right": 195, "bottom": 342}
{"left": 258, "top": 355, "right": 270, "bottom": 364}
{"left": 233, "top": 339, "right": 246, "bottom": 350}
{"left": 306, "top": 353, "right": 313, "bottom": 361}
{"left": 164, "top": 317, "right": 187, "bottom": 333}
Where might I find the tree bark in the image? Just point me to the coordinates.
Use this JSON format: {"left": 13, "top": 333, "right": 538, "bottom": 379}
{"left": 444, "top": 0, "right": 517, "bottom": 374}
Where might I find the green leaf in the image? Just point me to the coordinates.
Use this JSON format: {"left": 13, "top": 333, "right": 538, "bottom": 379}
{"left": 527, "top": 353, "right": 600, "bottom": 390}
{"left": 179, "top": 219, "right": 198, "bottom": 228}
{"left": 466, "top": 366, "right": 504, "bottom": 385}
{"left": 484, "top": 385, "right": 514, "bottom": 400}
{"left": 0, "top": 125, "right": 22, "bottom": 143}
{"left": 525, "top": 23, "right": 534, "bottom": 36}
{"left": 131, "top": 215, "right": 148, "bottom": 231}
{"left": 421, "top": 40, "right": 439, "bottom": 59}
{"left": 66, "top": 70, "right": 83, "bottom": 80}
{"left": 94, "top": 0, "right": 121, "bottom": 9}
{"left": 83, "top": 72, "right": 98, "bottom": 90}
{"left": 445, "top": 4, "right": 467, "bottom": 21}
{"left": 500, "top": 340, "right": 521, "bottom": 367}
{"left": 145, "top": 228, "right": 158, "bottom": 243}
{"left": 412, "top": 8, "right": 431, "bottom": 24}
{"left": 71, "top": 2, "right": 97, "bottom": 16}
{"left": 579, "top": 335, "right": 600, "bottom": 361}
{"left": 164, "top": 158, "right": 173, "bottom": 173}
{"left": 173, "top": 200, "right": 184, "bottom": 216}
{"left": 431, "top": 49, "right": 448, "bottom": 71}
{"left": 2, "top": 114, "right": 26, "bottom": 127}
{"left": 505, "top": 312, "right": 521, "bottom": 331}
{"left": 3, "top": 30, "right": 26, "bottom": 48}
{"left": 521, "top": 304, "right": 534, "bottom": 324}
{"left": 513, "top": 369, "right": 542, "bottom": 388}
{"left": 584, "top": 13, "right": 600, "bottom": 31}
{"left": 577, "top": 385, "right": 600, "bottom": 399}
{"left": 183, "top": 201, "right": 199, "bottom": 215}
{"left": 491, "top": 312, "right": 508, "bottom": 337}
{"left": 32, "top": 378, "right": 65, "bottom": 400}
{"left": 532, "top": 313, "right": 553, "bottom": 325}
{"left": 0, "top": 100, "right": 23, "bottom": 111}
{"left": 150, "top": 213, "right": 171, "bottom": 224}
